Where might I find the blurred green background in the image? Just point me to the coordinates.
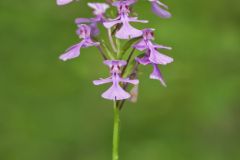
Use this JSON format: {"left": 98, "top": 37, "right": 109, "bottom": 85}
{"left": 1, "top": 0, "right": 240, "bottom": 160}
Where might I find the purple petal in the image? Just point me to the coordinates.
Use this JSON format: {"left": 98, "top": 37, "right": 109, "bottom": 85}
{"left": 59, "top": 42, "right": 82, "bottom": 61}
{"left": 93, "top": 77, "right": 113, "bottom": 85}
{"left": 150, "top": 64, "right": 166, "bottom": 86}
{"left": 128, "top": 17, "right": 148, "bottom": 23}
{"left": 81, "top": 39, "right": 100, "bottom": 48}
{"left": 154, "top": 44, "right": 172, "bottom": 50}
{"left": 75, "top": 18, "right": 93, "bottom": 24}
{"left": 115, "top": 22, "right": 142, "bottom": 39}
{"left": 89, "top": 22, "right": 100, "bottom": 36}
{"left": 149, "top": 47, "right": 173, "bottom": 65}
{"left": 57, "top": 0, "right": 73, "bottom": 5}
{"left": 88, "top": 3, "right": 109, "bottom": 15}
{"left": 135, "top": 56, "right": 151, "bottom": 65}
{"left": 103, "top": 20, "right": 122, "bottom": 29}
{"left": 133, "top": 39, "right": 147, "bottom": 51}
{"left": 120, "top": 78, "right": 139, "bottom": 85}
{"left": 102, "top": 83, "right": 131, "bottom": 100}
{"left": 151, "top": 1, "right": 171, "bottom": 18}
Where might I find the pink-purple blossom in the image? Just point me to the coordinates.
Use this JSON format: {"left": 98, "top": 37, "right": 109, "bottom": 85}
{"left": 134, "top": 29, "right": 173, "bottom": 86}
{"left": 59, "top": 24, "right": 99, "bottom": 61}
{"left": 103, "top": 0, "right": 148, "bottom": 39}
{"left": 135, "top": 51, "right": 167, "bottom": 86}
{"left": 134, "top": 29, "right": 173, "bottom": 65}
{"left": 93, "top": 60, "right": 139, "bottom": 100}
{"left": 75, "top": 3, "right": 109, "bottom": 36}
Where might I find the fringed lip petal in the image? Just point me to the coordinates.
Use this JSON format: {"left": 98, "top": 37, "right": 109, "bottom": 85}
{"left": 149, "top": 47, "right": 174, "bottom": 65}
{"left": 101, "top": 83, "right": 131, "bottom": 100}
{"left": 115, "top": 21, "right": 142, "bottom": 39}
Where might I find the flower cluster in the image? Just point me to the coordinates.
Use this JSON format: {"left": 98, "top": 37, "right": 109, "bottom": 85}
{"left": 57, "top": 0, "right": 173, "bottom": 103}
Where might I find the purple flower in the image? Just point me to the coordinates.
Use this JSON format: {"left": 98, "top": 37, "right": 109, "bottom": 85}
{"left": 134, "top": 29, "right": 173, "bottom": 86}
{"left": 149, "top": 0, "right": 172, "bottom": 18}
{"left": 56, "top": 0, "right": 73, "bottom": 6}
{"left": 135, "top": 54, "right": 166, "bottom": 86}
{"left": 134, "top": 28, "right": 173, "bottom": 65}
{"left": 103, "top": 0, "right": 148, "bottom": 39}
{"left": 93, "top": 60, "right": 139, "bottom": 100}
{"left": 75, "top": 3, "right": 109, "bottom": 36}
{"left": 59, "top": 24, "right": 99, "bottom": 61}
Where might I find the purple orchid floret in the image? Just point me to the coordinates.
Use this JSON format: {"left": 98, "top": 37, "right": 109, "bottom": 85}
{"left": 56, "top": 0, "right": 73, "bottom": 6}
{"left": 135, "top": 51, "right": 166, "bottom": 86}
{"left": 103, "top": 0, "right": 148, "bottom": 39}
{"left": 149, "top": 0, "right": 172, "bottom": 18}
{"left": 75, "top": 3, "right": 109, "bottom": 36}
{"left": 59, "top": 24, "right": 99, "bottom": 61}
{"left": 134, "top": 28, "right": 173, "bottom": 65}
{"left": 134, "top": 29, "right": 173, "bottom": 86}
{"left": 93, "top": 60, "right": 139, "bottom": 100}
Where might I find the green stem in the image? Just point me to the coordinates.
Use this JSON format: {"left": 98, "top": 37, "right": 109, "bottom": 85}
{"left": 121, "top": 48, "right": 135, "bottom": 77}
{"left": 96, "top": 45, "right": 107, "bottom": 60}
{"left": 112, "top": 100, "right": 120, "bottom": 160}
{"left": 108, "top": 28, "right": 117, "bottom": 53}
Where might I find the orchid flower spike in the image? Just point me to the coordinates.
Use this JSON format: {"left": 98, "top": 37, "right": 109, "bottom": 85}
{"left": 56, "top": 0, "right": 74, "bottom": 6}
{"left": 93, "top": 60, "right": 139, "bottom": 100}
{"left": 59, "top": 24, "right": 99, "bottom": 61}
{"left": 149, "top": 0, "right": 172, "bottom": 18}
{"left": 103, "top": 0, "right": 148, "bottom": 39}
